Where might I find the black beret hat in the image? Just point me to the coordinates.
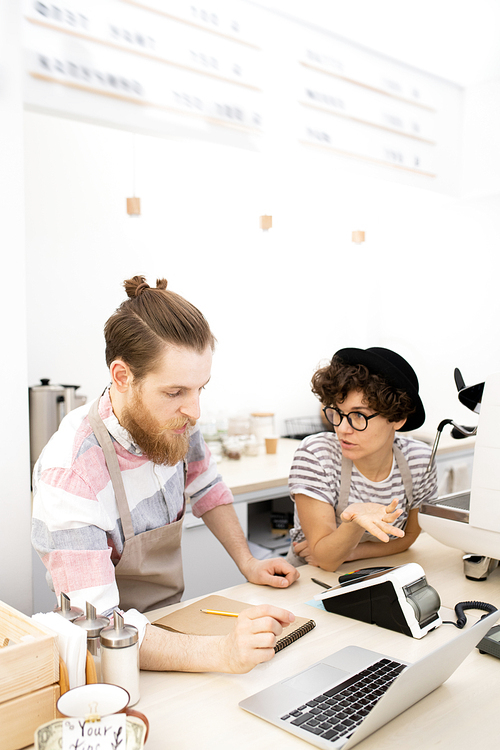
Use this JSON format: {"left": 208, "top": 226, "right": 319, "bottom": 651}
{"left": 333, "top": 347, "right": 425, "bottom": 432}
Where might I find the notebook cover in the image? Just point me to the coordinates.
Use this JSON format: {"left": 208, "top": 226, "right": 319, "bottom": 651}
{"left": 152, "top": 595, "right": 315, "bottom": 650}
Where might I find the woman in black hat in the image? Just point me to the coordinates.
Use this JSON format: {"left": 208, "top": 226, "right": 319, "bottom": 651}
{"left": 287, "top": 347, "right": 438, "bottom": 571}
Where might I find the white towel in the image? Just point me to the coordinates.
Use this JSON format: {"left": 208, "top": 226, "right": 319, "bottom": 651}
{"left": 32, "top": 611, "right": 87, "bottom": 689}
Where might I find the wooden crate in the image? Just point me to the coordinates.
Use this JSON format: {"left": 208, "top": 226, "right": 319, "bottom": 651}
{"left": 0, "top": 600, "right": 60, "bottom": 749}
{"left": 1, "top": 683, "right": 60, "bottom": 750}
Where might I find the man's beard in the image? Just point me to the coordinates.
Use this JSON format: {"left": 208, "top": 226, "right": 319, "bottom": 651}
{"left": 120, "top": 392, "right": 196, "bottom": 466}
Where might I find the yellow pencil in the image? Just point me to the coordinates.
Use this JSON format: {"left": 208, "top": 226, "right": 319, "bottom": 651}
{"left": 200, "top": 609, "right": 239, "bottom": 617}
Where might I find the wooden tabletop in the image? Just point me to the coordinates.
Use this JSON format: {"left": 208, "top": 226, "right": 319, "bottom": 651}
{"left": 139, "top": 532, "right": 500, "bottom": 749}
{"left": 216, "top": 438, "right": 300, "bottom": 495}
{"left": 215, "top": 431, "right": 476, "bottom": 500}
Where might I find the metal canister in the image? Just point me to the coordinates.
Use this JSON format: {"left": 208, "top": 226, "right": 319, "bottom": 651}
{"left": 29, "top": 380, "right": 65, "bottom": 474}
{"left": 28, "top": 379, "right": 86, "bottom": 474}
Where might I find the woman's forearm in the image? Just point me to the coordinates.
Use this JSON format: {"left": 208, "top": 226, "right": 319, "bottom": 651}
{"left": 344, "top": 525, "right": 420, "bottom": 562}
{"left": 296, "top": 495, "right": 410, "bottom": 572}
{"left": 311, "top": 522, "right": 367, "bottom": 571}
{"left": 308, "top": 518, "right": 418, "bottom": 571}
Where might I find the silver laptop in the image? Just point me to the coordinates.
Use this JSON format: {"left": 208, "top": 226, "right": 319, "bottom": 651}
{"left": 240, "top": 610, "right": 498, "bottom": 749}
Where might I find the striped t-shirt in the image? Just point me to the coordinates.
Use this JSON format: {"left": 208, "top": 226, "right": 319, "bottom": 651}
{"left": 31, "top": 389, "right": 233, "bottom": 625}
{"left": 288, "top": 432, "right": 437, "bottom": 544}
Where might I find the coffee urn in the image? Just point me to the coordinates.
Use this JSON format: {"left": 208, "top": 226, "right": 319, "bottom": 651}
{"left": 29, "top": 379, "right": 86, "bottom": 474}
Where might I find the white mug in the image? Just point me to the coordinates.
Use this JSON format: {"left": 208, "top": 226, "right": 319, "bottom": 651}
{"left": 57, "top": 683, "right": 149, "bottom": 741}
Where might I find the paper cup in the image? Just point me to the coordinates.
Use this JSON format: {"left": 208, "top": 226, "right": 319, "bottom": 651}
{"left": 265, "top": 436, "right": 279, "bottom": 454}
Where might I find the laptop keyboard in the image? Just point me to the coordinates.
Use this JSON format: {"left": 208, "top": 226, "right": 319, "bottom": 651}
{"left": 280, "top": 658, "right": 406, "bottom": 743}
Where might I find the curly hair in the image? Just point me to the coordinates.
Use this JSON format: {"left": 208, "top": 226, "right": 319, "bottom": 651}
{"left": 312, "top": 358, "right": 416, "bottom": 425}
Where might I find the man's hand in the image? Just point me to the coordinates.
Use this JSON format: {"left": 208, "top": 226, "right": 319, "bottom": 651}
{"left": 242, "top": 556, "right": 300, "bottom": 588}
{"left": 201, "top": 505, "right": 299, "bottom": 588}
{"left": 220, "top": 604, "right": 295, "bottom": 673}
{"left": 340, "top": 499, "right": 405, "bottom": 542}
{"left": 140, "top": 605, "right": 295, "bottom": 673}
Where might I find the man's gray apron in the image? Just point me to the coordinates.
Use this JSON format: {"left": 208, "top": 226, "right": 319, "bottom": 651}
{"left": 287, "top": 445, "right": 413, "bottom": 567}
{"left": 88, "top": 399, "right": 185, "bottom": 613}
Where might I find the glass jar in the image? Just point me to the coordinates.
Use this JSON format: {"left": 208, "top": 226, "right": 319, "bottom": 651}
{"left": 250, "top": 412, "right": 275, "bottom": 446}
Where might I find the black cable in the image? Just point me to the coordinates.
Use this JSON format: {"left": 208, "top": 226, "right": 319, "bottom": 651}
{"left": 443, "top": 601, "right": 498, "bottom": 629}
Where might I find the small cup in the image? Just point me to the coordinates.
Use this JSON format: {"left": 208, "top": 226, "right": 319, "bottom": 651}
{"left": 265, "top": 436, "right": 279, "bottom": 455}
{"left": 57, "top": 683, "right": 149, "bottom": 740}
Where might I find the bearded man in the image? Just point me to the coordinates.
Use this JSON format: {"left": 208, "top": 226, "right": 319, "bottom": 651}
{"left": 31, "top": 276, "right": 299, "bottom": 674}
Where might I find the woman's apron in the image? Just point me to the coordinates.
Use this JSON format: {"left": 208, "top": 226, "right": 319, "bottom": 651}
{"left": 88, "top": 399, "right": 185, "bottom": 613}
{"left": 287, "top": 445, "right": 413, "bottom": 567}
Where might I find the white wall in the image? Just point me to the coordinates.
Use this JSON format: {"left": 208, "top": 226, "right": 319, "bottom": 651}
{"left": 461, "top": 79, "right": 500, "bottom": 198}
{"left": 25, "top": 105, "right": 500, "bottom": 440}
{"left": 0, "top": 2, "right": 33, "bottom": 614}
{"left": 9, "top": 1, "right": 500, "bottom": 614}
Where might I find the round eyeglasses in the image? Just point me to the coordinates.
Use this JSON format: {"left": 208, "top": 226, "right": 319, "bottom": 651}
{"left": 323, "top": 406, "right": 380, "bottom": 432}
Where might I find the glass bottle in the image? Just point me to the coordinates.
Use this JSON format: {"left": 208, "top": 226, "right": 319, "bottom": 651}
{"left": 100, "top": 610, "right": 140, "bottom": 706}
{"left": 73, "top": 602, "right": 110, "bottom": 682}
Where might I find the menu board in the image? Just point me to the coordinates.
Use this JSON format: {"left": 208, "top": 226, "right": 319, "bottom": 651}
{"left": 295, "top": 28, "right": 437, "bottom": 176}
{"left": 23, "top": 0, "right": 459, "bottom": 186}
{"left": 23, "top": 0, "right": 264, "bottom": 139}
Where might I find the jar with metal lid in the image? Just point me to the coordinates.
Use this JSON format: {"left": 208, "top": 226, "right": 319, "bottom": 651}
{"left": 73, "top": 602, "right": 110, "bottom": 682}
{"left": 100, "top": 610, "right": 140, "bottom": 706}
{"left": 53, "top": 592, "right": 84, "bottom": 622}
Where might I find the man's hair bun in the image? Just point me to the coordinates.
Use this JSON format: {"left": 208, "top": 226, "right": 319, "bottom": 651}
{"left": 124, "top": 275, "right": 148, "bottom": 298}
{"left": 124, "top": 276, "right": 169, "bottom": 298}
{"left": 105, "top": 274, "right": 214, "bottom": 379}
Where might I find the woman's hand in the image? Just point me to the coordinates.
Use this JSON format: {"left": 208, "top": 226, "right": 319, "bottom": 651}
{"left": 340, "top": 498, "right": 404, "bottom": 543}
{"left": 292, "top": 539, "right": 320, "bottom": 566}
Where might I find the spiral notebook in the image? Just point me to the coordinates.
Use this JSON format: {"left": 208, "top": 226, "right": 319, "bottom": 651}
{"left": 152, "top": 595, "right": 316, "bottom": 653}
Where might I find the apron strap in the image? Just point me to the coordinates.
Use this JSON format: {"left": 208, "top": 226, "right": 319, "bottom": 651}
{"left": 87, "top": 398, "right": 135, "bottom": 541}
{"left": 393, "top": 444, "right": 414, "bottom": 505}
{"left": 337, "top": 445, "right": 413, "bottom": 517}
{"left": 337, "top": 455, "right": 353, "bottom": 516}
